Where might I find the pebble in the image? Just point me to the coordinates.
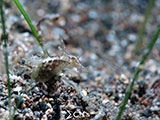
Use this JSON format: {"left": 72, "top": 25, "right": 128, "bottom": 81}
{"left": 90, "top": 111, "right": 96, "bottom": 116}
{"left": 137, "top": 81, "right": 147, "bottom": 97}
{"left": 47, "top": 103, "right": 52, "bottom": 109}
{"left": 38, "top": 102, "right": 47, "bottom": 112}
{"left": 36, "top": 9, "right": 45, "bottom": 17}
{"left": 121, "top": 39, "right": 128, "bottom": 47}
{"left": 0, "top": 109, "right": 9, "bottom": 119}
{"left": 141, "top": 109, "right": 152, "bottom": 118}
{"left": 81, "top": 89, "right": 87, "bottom": 96}
{"left": 67, "top": 104, "right": 76, "bottom": 110}
{"left": 88, "top": 9, "right": 98, "bottom": 19}
{"left": 95, "top": 76, "right": 103, "bottom": 83}
{"left": 13, "top": 86, "right": 22, "bottom": 93}
{"left": 90, "top": 53, "right": 98, "bottom": 60}
{"left": 0, "top": 102, "right": 4, "bottom": 106}
{"left": 118, "top": 93, "right": 123, "bottom": 98}
{"left": 150, "top": 106, "right": 159, "bottom": 111}
{"left": 130, "top": 94, "right": 138, "bottom": 104}
{"left": 71, "top": 14, "right": 81, "bottom": 23}
{"left": 42, "top": 114, "right": 47, "bottom": 120}
{"left": 114, "top": 94, "right": 119, "bottom": 102}
{"left": 49, "top": 98, "right": 54, "bottom": 102}
{"left": 22, "top": 103, "right": 26, "bottom": 108}
{"left": 102, "top": 98, "right": 109, "bottom": 104}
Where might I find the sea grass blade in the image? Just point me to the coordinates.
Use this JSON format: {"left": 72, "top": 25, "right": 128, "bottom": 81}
{"left": 134, "top": 0, "right": 155, "bottom": 54}
{"left": 116, "top": 25, "right": 160, "bottom": 120}
{"left": 0, "top": 0, "right": 12, "bottom": 118}
{"left": 13, "top": 0, "right": 50, "bottom": 56}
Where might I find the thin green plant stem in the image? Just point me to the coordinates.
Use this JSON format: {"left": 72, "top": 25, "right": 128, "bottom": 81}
{"left": 116, "top": 25, "right": 160, "bottom": 120}
{"left": 0, "top": 0, "right": 12, "bottom": 119}
{"left": 13, "top": 0, "right": 50, "bottom": 56}
{"left": 134, "top": 0, "right": 155, "bottom": 54}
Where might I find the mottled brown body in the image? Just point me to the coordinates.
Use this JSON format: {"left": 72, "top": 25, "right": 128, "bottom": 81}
{"left": 24, "top": 55, "right": 83, "bottom": 83}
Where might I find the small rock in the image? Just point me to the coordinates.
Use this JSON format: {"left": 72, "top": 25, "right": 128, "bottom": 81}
{"left": 47, "top": 103, "right": 52, "bottom": 109}
{"left": 90, "top": 111, "right": 96, "bottom": 116}
{"left": 141, "top": 109, "right": 152, "bottom": 118}
{"left": 68, "top": 104, "right": 76, "bottom": 110}
{"left": 102, "top": 98, "right": 109, "bottom": 104}
{"left": 150, "top": 106, "right": 159, "bottom": 111}
{"left": 95, "top": 77, "right": 103, "bottom": 83}
{"left": 38, "top": 102, "right": 47, "bottom": 112}
{"left": 49, "top": 98, "right": 54, "bottom": 101}
{"left": 81, "top": 90, "right": 87, "bottom": 96}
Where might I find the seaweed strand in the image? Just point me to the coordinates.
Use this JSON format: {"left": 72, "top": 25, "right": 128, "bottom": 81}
{"left": 0, "top": 0, "right": 12, "bottom": 118}
{"left": 116, "top": 25, "right": 160, "bottom": 120}
{"left": 13, "top": 0, "right": 50, "bottom": 56}
{"left": 134, "top": 0, "right": 155, "bottom": 54}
